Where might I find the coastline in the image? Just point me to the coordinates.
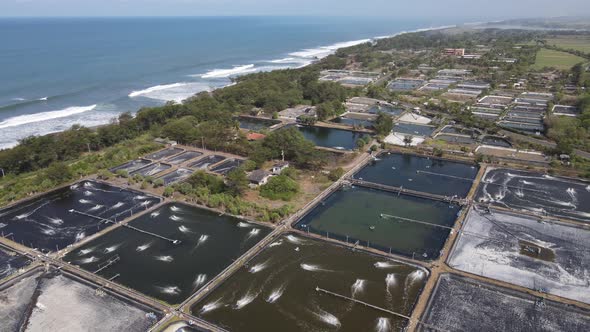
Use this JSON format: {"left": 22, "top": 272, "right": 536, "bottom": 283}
{"left": 0, "top": 21, "right": 469, "bottom": 150}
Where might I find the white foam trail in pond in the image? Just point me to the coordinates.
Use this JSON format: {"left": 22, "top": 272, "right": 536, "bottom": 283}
{"left": 178, "top": 225, "right": 192, "bottom": 233}
{"left": 376, "top": 317, "right": 391, "bottom": 332}
{"left": 155, "top": 255, "right": 174, "bottom": 262}
{"left": 111, "top": 202, "right": 125, "bottom": 209}
{"left": 42, "top": 228, "right": 56, "bottom": 235}
{"left": 300, "top": 263, "right": 330, "bottom": 272}
{"left": 78, "top": 256, "right": 98, "bottom": 264}
{"left": 136, "top": 243, "right": 152, "bottom": 252}
{"left": 140, "top": 200, "right": 151, "bottom": 207}
{"left": 157, "top": 286, "right": 180, "bottom": 295}
{"left": 315, "top": 308, "right": 341, "bottom": 328}
{"left": 150, "top": 211, "right": 160, "bottom": 218}
{"left": 134, "top": 195, "right": 148, "bottom": 200}
{"left": 103, "top": 244, "right": 121, "bottom": 253}
{"left": 193, "top": 274, "right": 207, "bottom": 288}
{"left": 269, "top": 240, "right": 283, "bottom": 247}
{"left": 237, "top": 221, "right": 253, "bottom": 228}
{"left": 78, "top": 199, "right": 93, "bottom": 204}
{"left": 197, "top": 234, "right": 209, "bottom": 246}
{"left": 170, "top": 215, "right": 182, "bottom": 221}
{"left": 266, "top": 285, "right": 286, "bottom": 303}
{"left": 248, "top": 261, "right": 268, "bottom": 273}
{"left": 351, "top": 279, "right": 366, "bottom": 297}
{"left": 405, "top": 270, "right": 425, "bottom": 291}
{"left": 88, "top": 204, "right": 104, "bottom": 212}
{"left": 83, "top": 182, "right": 94, "bottom": 188}
{"left": 374, "top": 261, "right": 399, "bottom": 269}
{"left": 170, "top": 205, "right": 181, "bottom": 212}
{"left": 75, "top": 232, "right": 86, "bottom": 241}
{"left": 83, "top": 190, "right": 93, "bottom": 196}
{"left": 200, "top": 299, "right": 222, "bottom": 314}
{"left": 247, "top": 228, "right": 260, "bottom": 238}
{"left": 286, "top": 235, "right": 303, "bottom": 244}
{"left": 70, "top": 183, "right": 80, "bottom": 190}
{"left": 46, "top": 217, "right": 63, "bottom": 225}
{"left": 78, "top": 247, "right": 95, "bottom": 256}
{"left": 234, "top": 292, "right": 258, "bottom": 309}
{"left": 586, "top": 185, "right": 590, "bottom": 192}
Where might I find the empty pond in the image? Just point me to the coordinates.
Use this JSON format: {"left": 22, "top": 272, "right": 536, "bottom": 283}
{"left": 193, "top": 234, "right": 428, "bottom": 332}
{"left": 420, "top": 274, "right": 590, "bottom": 332}
{"left": 448, "top": 207, "right": 590, "bottom": 304}
{"left": 130, "top": 163, "right": 172, "bottom": 177}
{"left": 210, "top": 159, "right": 246, "bottom": 175}
{"left": 476, "top": 168, "right": 590, "bottom": 223}
{"left": 295, "top": 185, "right": 461, "bottom": 260}
{"left": 188, "top": 155, "right": 226, "bottom": 170}
{"left": 297, "top": 126, "right": 368, "bottom": 150}
{"left": 354, "top": 153, "right": 478, "bottom": 198}
{"left": 157, "top": 168, "right": 194, "bottom": 185}
{"left": 165, "top": 151, "right": 203, "bottom": 165}
{"left": 63, "top": 203, "right": 271, "bottom": 305}
{"left": 0, "top": 268, "right": 160, "bottom": 332}
{"left": 109, "top": 159, "right": 152, "bottom": 173}
{"left": 0, "top": 181, "right": 160, "bottom": 252}
{"left": 145, "top": 147, "right": 184, "bottom": 161}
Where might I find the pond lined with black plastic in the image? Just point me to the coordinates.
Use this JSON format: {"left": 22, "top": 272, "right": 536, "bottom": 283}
{"left": 354, "top": 153, "right": 479, "bottom": 198}
{"left": 193, "top": 234, "right": 428, "bottom": 332}
{"left": 63, "top": 203, "right": 271, "bottom": 305}
{"left": 0, "top": 246, "right": 30, "bottom": 280}
{"left": 295, "top": 186, "right": 461, "bottom": 260}
{"left": 0, "top": 180, "right": 160, "bottom": 252}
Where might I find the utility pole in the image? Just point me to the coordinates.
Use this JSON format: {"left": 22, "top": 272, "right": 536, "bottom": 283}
{"left": 201, "top": 137, "right": 205, "bottom": 150}
{"left": 281, "top": 149, "right": 285, "bottom": 162}
{"left": 0, "top": 168, "right": 4, "bottom": 177}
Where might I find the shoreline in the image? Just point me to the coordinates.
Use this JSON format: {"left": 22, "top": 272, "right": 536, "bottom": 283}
{"left": 0, "top": 20, "right": 485, "bottom": 150}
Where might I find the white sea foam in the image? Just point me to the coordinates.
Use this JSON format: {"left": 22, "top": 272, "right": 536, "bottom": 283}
{"left": 201, "top": 64, "right": 256, "bottom": 79}
{"left": 290, "top": 39, "right": 371, "bottom": 59}
{"left": 129, "top": 82, "right": 209, "bottom": 102}
{"left": 0, "top": 105, "right": 97, "bottom": 129}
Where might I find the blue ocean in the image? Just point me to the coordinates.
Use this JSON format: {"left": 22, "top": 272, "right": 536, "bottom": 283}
{"left": 0, "top": 16, "right": 457, "bottom": 149}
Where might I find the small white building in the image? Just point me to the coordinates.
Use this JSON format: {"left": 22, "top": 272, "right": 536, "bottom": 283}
{"left": 248, "top": 169, "right": 273, "bottom": 187}
{"left": 271, "top": 161, "right": 290, "bottom": 175}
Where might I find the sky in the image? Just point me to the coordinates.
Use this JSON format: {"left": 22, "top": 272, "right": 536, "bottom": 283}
{"left": 1, "top": 0, "right": 590, "bottom": 18}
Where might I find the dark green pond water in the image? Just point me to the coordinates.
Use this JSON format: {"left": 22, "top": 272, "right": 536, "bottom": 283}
{"left": 62, "top": 203, "right": 271, "bottom": 305}
{"left": 296, "top": 186, "right": 460, "bottom": 260}
{"left": 297, "top": 126, "right": 368, "bottom": 150}
{"left": 193, "top": 234, "right": 428, "bottom": 332}
{"left": 354, "top": 153, "right": 479, "bottom": 198}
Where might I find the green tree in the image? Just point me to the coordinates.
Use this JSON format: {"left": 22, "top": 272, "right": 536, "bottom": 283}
{"left": 225, "top": 168, "right": 249, "bottom": 196}
{"left": 374, "top": 112, "right": 394, "bottom": 136}
{"left": 260, "top": 175, "right": 300, "bottom": 201}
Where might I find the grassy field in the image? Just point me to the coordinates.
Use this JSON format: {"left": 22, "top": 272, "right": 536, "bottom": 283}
{"left": 545, "top": 36, "right": 590, "bottom": 53}
{"left": 533, "top": 48, "right": 586, "bottom": 70}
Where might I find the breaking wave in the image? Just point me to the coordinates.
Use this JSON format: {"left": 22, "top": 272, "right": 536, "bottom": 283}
{"left": 0, "top": 104, "right": 97, "bottom": 129}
